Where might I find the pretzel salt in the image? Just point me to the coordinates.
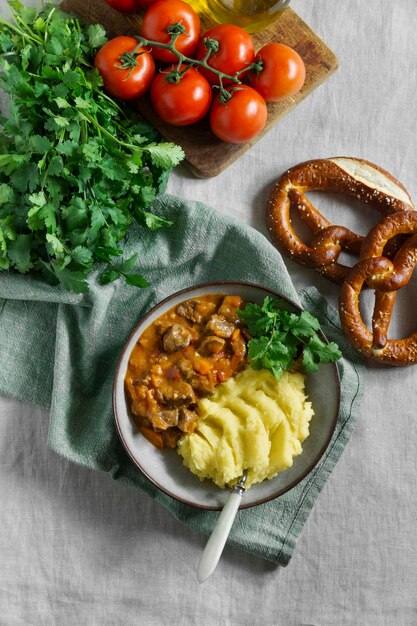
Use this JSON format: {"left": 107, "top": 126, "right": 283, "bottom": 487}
{"left": 267, "top": 158, "right": 414, "bottom": 283}
{"left": 339, "top": 211, "right": 417, "bottom": 365}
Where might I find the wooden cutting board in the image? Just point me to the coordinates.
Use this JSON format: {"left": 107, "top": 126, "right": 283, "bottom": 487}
{"left": 61, "top": 0, "right": 338, "bottom": 177}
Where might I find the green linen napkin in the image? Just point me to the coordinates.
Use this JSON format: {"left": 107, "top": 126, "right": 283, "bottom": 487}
{"left": 0, "top": 194, "right": 365, "bottom": 565}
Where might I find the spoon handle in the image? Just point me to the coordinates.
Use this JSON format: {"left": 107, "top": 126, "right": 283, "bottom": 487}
{"left": 197, "top": 482, "right": 245, "bottom": 583}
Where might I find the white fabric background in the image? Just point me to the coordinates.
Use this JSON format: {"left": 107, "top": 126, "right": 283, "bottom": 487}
{"left": 1, "top": 0, "right": 417, "bottom": 624}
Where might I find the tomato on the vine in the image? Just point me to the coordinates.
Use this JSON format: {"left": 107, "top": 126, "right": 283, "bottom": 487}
{"left": 249, "top": 43, "right": 306, "bottom": 102}
{"left": 141, "top": 0, "right": 200, "bottom": 64}
{"left": 196, "top": 24, "right": 255, "bottom": 86}
{"left": 95, "top": 36, "right": 155, "bottom": 100}
{"left": 150, "top": 65, "right": 212, "bottom": 126}
{"left": 210, "top": 85, "right": 267, "bottom": 144}
{"left": 105, "top": 0, "right": 157, "bottom": 14}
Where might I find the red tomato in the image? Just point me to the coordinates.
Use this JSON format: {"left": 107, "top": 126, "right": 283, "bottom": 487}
{"left": 196, "top": 24, "right": 255, "bottom": 86}
{"left": 249, "top": 43, "right": 306, "bottom": 102}
{"left": 209, "top": 85, "right": 267, "bottom": 144}
{"left": 150, "top": 65, "right": 212, "bottom": 126}
{"left": 95, "top": 36, "right": 155, "bottom": 100}
{"left": 141, "top": 0, "right": 200, "bottom": 64}
{"left": 105, "top": 0, "right": 156, "bottom": 13}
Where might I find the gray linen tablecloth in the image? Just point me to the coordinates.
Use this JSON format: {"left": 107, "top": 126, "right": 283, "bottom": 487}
{"left": 1, "top": 1, "right": 416, "bottom": 624}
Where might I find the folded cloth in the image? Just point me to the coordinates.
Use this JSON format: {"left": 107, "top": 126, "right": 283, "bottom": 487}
{"left": 0, "top": 194, "right": 365, "bottom": 565}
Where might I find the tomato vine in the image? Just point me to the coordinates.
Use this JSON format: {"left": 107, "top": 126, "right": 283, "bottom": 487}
{"left": 122, "top": 23, "right": 264, "bottom": 102}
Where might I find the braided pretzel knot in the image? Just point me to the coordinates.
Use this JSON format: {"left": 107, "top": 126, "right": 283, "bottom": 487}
{"left": 339, "top": 211, "right": 417, "bottom": 365}
{"left": 267, "top": 158, "right": 414, "bottom": 284}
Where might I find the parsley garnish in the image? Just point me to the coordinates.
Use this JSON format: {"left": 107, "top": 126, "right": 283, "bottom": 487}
{"left": 238, "top": 296, "right": 342, "bottom": 378}
{"left": 0, "top": 1, "right": 184, "bottom": 293}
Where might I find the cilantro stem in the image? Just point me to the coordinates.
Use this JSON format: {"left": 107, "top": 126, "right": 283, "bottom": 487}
{"left": 80, "top": 118, "right": 88, "bottom": 144}
{"left": 0, "top": 16, "right": 42, "bottom": 45}
{"left": 258, "top": 317, "right": 278, "bottom": 358}
{"left": 42, "top": 7, "right": 56, "bottom": 42}
{"left": 97, "top": 91, "right": 127, "bottom": 118}
{"left": 8, "top": 1, "right": 45, "bottom": 45}
{"left": 40, "top": 153, "right": 54, "bottom": 190}
{"left": 94, "top": 114, "right": 102, "bottom": 139}
{"left": 79, "top": 111, "right": 141, "bottom": 153}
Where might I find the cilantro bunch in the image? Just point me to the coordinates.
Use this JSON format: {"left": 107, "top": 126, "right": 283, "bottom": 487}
{"left": 238, "top": 297, "right": 342, "bottom": 378}
{"left": 0, "top": 1, "right": 184, "bottom": 292}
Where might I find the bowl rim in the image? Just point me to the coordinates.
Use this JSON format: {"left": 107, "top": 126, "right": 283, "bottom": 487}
{"left": 112, "top": 280, "right": 341, "bottom": 510}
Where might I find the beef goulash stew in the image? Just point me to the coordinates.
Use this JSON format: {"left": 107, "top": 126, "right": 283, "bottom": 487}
{"left": 125, "top": 294, "right": 248, "bottom": 449}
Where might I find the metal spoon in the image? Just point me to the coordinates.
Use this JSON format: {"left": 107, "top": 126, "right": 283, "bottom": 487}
{"left": 197, "top": 473, "right": 248, "bottom": 583}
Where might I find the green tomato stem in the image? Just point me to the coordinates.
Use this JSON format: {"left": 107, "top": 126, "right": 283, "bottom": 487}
{"left": 246, "top": 59, "right": 264, "bottom": 75}
{"left": 134, "top": 33, "right": 243, "bottom": 86}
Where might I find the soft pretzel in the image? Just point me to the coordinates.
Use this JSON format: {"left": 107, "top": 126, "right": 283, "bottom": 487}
{"left": 339, "top": 211, "right": 417, "bottom": 365}
{"left": 267, "top": 158, "right": 414, "bottom": 283}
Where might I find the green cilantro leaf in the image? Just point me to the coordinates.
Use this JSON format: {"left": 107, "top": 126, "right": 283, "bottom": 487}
{"left": 87, "top": 24, "right": 107, "bottom": 49}
{"left": 0, "top": 183, "right": 13, "bottom": 205}
{"left": 124, "top": 274, "right": 149, "bottom": 288}
{"left": 144, "top": 212, "right": 173, "bottom": 230}
{"left": 302, "top": 335, "right": 342, "bottom": 373}
{"left": 8, "top": 233, "right": 32, "bottom": 272}
{"left": 53, "top": 266, "right": 89, "bottom": 294}
{"left": 115, "top": 253, "right": 138, "bottom": 274}
{"left": 247, "top": 336, "right": 271, "bottom": 366}
{"left": 30, "top": 135, "right": 52, "bottom": 154}
{"left": 71, "top": 246, "right": 93, "bottom": 266}
{"left": 237, "top": 299, "right": 278, "bottom": 337}
{"left": 54, "top": 96, "right": 70, "bottom": 109}
{"left": 46, "top": 233, "right": 65, "bottom": 256}
{"left": 145, "top": 143, "right": 185, "bottom": 169}
{"left": 285, "top": 310, "right": 321, "bottom": 339}
{"left": 97, "top": 253, "right": 149, "bottom": 288}
{"left": 99, "top": 267, "right": 120, "bottom": 285}
{"left": 0, "top": 216, "right": 16, "bottom": 245}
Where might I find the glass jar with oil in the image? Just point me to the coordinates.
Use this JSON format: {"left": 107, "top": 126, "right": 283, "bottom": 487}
{"left": 190, "top": 0, "right": 291, "bottom": 33}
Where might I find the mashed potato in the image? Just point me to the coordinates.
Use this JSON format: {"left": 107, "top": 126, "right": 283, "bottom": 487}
{"left": 177, "top": 367, "right": 314, "bottom": 489}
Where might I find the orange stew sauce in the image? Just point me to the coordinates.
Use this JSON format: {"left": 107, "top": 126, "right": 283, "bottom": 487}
{"left": 125, "top": 294, "right": 248, "bottom": 449}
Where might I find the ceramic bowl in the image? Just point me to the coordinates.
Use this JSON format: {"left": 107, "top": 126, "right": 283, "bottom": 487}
{"left": 113, "top": 281, "right": 340, "bottom": 510}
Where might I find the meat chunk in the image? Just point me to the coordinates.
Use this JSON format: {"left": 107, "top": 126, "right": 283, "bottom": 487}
{"left": 155, "top": 380, "right": 196, "bottom": 407}
{"left": 198, "top": 335, "right": 226, "bottom": 355}
{"left": 128, "top": 383, "right": 148, "bottom": 405}
{"left": 178, "top": 407, "right": 200, "bottom": 433}
{"left": 218, "top": 295, "right": 243, "bottom": 322}
{"left": 176, "top": 299, "right": 217, "bottom": 324}
{"left": 149, "top": 408, "right": 179, "bottom": 431}
{"left": 177, "top": 358, "right": 194, "bottom": 379}
{"left": 205, "top": 314, "right": 235, "bottom": 339}
{"left": 188, "top": 374, "right": 215, "bottom": 396}
{"left": 163, "top": 324, "right": 191, "bottom": 353}
{"left": 161, "top": 429, "right": 182, "bottom": 448}
{"left": 231, "top": 333, "right": 246, "bottom": 360}
{"left": 153, "top": 320, "right": 174, "bottom": 336}
{"left": 130, "top": 370, "right": 152, "bottom": 386}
